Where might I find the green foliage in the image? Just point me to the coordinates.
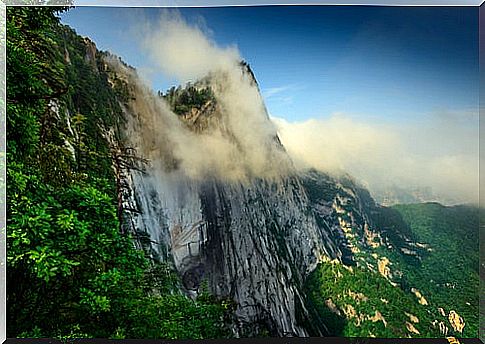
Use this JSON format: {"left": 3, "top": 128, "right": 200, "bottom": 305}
{"left": 7, "top": 160, "right": 147, "bottom": 336}
{"left": 161, "top": 84, "right": 215, "bottom": 115}
{"left": 305, "top": 261, "right": 442, "bottom": 338}
{"left": 7, "top": 7, "right": 233, "bottom": 340}
{"left": 122, "top": 292, "right": 234, "bottom": 339}
{"left": 305, "top": 202, "right": 480, "bottom": 338}
{"left": 388, "top": 203, "right": 480, "bottom": 338}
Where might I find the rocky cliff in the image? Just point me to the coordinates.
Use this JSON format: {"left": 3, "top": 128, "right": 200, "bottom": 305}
{"left": 100, "top": 54, "right": 417, "bottom": 337}
{"left": 105, "top": 57, "right": 339, "bottom": 336}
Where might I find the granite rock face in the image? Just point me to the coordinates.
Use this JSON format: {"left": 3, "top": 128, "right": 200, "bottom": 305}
{"left": 106, "top": 57, "right": 381, "bottom": 336}
{"left": 125, "top": 169, "right": 341, "bottom": 336}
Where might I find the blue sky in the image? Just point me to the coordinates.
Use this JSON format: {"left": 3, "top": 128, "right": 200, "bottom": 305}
{"left": 60, "top": 6, "right": 478, "bottom": 123}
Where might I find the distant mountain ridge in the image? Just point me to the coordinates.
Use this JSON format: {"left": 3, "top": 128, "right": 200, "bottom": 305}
{"left": 371, "top": 184, "right": 470, "bottom": 207}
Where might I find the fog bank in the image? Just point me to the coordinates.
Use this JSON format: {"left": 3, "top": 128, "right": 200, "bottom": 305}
{"left": 272, "top": 113, "right": 478, "bottom": 205}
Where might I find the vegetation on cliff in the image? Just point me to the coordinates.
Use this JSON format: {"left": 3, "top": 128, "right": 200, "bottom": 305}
{"left": 7, "top": 7, "right": 232, "bottom": 339}
{"left": 305, "top": 202, "right": 480, "bottom": 338}
{"left": 160, "top": 84, "right": 214, "bottom": 116}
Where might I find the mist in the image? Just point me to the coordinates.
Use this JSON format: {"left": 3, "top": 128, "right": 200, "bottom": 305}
{"left": 272, "top": 113, "right": 478, "bottom": 205}
{"left": 110, "top": 12, "right": 292, "bottom": 182}
{"left": 124, "top": 10, "right": 478, "bottom": 205}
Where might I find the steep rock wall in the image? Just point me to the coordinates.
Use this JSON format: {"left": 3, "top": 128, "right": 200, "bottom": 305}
{"left": 106, "top": 57, "right": 343, "bottom": 336}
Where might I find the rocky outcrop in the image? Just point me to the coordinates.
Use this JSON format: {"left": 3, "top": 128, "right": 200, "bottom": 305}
{"left": 377, "top": 257, "right": 391, "bottom": 278}
{"left": 106, "top": 59, "right": 346, "bottom": 337}
{"left": 124, "top": 161, "right": 340, "bottom": 337}
{"left": 104, "top": 56, "right": 424, "bottom": 337}
{"left": 448, "top": 310, "right": 465, "bottom": 333}
{"left": 411, "top": 288, "right": 428, "bottom": 306}
{"left": 82, "top": 37, "right": 98, "bottom": 70}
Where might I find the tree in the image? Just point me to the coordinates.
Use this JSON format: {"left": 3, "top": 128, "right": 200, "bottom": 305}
{"left": 7, "top": 7, "right": 234, "bottom": 339}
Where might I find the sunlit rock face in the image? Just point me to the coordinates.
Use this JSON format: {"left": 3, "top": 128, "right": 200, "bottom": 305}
{"left": 103, "top": 54, "right": 422, "bottom": 336}
{"left": 130, "top": 171, "right": 340, "bottom": 336}
{"left": 103, "top": 57, "right": 347, "bottom": 336}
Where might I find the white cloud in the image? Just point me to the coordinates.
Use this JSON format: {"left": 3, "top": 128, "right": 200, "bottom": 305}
{"left": 128, "top": 10, "right": 478, "bottom": 205}
{"left": 137, "top": 10, "right": 240, "bottom": 83}
{"left": 272, "top": 112, "right": 478, "bottom": 205}
{"left": 263, "top": 86, "right": 292, "bottom": 98}
{"left": 116, "top": 11, "right": 292, "bottom": 182}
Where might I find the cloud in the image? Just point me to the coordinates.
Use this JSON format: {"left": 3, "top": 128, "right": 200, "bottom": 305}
{"left": 272, "top": 112, "right": 478, "bottom": 205}
{"left": 112, "top": 11, "right": 292, "bottom": 182}
{"left": 263, "top": 86, "right": 292, "bottom": 98}
{"left": 136, "top": 10, "right": 240, "bottom": 83}
{"left": 126, "top": 10, "right": 477, "bottom": 205}
{"left": 262, "top": 84, "right": 304, "bottom": 106}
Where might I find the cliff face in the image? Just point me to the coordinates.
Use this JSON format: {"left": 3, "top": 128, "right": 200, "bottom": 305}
{"left": 128, "top": 172, "right": 339, "bottom": 336}
{"left": 107, "top": 58, "right": 341, "bottom": 336}
{"left": 99, "top": 53, "right": 428, "bottom": 337}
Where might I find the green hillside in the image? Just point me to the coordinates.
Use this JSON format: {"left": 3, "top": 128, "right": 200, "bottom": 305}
{"left": 305, "top": 202, "right": 480, "bottom": 338}
{"left": 305, "top": 259, "right": 442, "bottom": 337}
{"left": 6, "top": 7, "right": 232, "bottom": 339}
{"left": 390, "top": 203, "right": 480, "bottom": 338}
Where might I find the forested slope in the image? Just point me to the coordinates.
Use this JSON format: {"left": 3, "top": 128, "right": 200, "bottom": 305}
{"left": 6, "top": 7, "right": 232, "bottom": 339}
{"left": 305, "top": 202, "right": 480, "bottom": 338}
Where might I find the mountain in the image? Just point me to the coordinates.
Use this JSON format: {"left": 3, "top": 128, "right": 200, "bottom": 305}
{"left": 304, "top": 198, "right": 480, "bottom": 338}
{"left": 6, "top": 7, "right": 481, "bottom": 340}
{"left": 111, "top": 56, "right": 341, "bottom": 336}
{"left": 299, "top": 170, "right": 480, "bottom": 338}
{"left": 370, "top": 184, "right": 467, "bottom": 207}
{"left": 114, "top": 58, "right": 481, "bottom": 338}
{"left": 7, "top": 8, "right": 233, "bottom": 339}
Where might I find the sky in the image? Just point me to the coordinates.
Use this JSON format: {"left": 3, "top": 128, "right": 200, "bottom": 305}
{"left": 60, "top": 6, "right": 478, "bottom": 123}
{"left": 59, "top": 6, "right": 479, "bottom": 204}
